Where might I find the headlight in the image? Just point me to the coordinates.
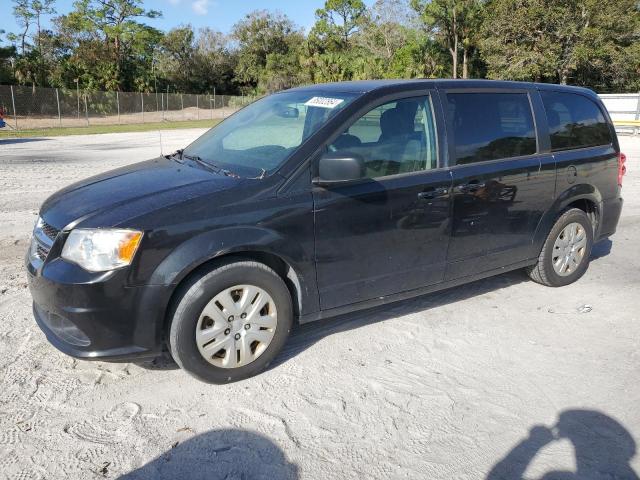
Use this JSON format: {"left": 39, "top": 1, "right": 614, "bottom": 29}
{"left": 61, "top": 229, "right": 143, "bottom": 272}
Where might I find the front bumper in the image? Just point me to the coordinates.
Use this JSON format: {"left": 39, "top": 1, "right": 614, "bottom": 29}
{"left": 27, "top": 255, "right": 172, "bottom": 362}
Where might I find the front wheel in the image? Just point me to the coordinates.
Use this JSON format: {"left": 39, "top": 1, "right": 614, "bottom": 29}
{"left": 169, "top": 260, "right": 293, "bottom": 383}
{"left": 527, "top": 208, "right": 594, "bottom": 287}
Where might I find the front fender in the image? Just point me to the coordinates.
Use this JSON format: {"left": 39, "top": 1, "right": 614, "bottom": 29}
{"left": 147, "top": 225, "right": 318, "bottom": 316}
{"left": 149, "top": 226, "right": 304, "bottom": 283}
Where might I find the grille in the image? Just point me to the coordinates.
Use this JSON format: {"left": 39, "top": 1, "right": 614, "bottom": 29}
{"left": 40, "top": 221, "right": 60, "bottom": 241}
{"left": 31, "top": 217, "right": 59, "bottom": 264}
{"left": 36, "top": 244, "right": 49, "bottom": 261}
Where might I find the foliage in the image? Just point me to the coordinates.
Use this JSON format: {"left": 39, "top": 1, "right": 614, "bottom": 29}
{"left": 480, "top": 0, "right": 640, "bottom": 91}
{"left": 311, "top": 0, "right": 367, "bottom": 51}
{"left": 231, "top": 10, "right": 306, "bottom": 93}
{"left": 411, "top": 0, "right": 484, "bottom": 78}
{"left": 1, "top": 0, "right": 639, "bottom": 93}
{"left": 0, "top": 38, "right": 16, "bottom": 84}
{"left": 58, "top": 0, "right": 162, "bottom": 90}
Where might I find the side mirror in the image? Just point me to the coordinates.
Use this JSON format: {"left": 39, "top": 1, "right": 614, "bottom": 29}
{"left": 313, "top": 151, "right": 365, "bottom": 186}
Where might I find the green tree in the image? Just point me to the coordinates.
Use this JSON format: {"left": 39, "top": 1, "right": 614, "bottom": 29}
{"left": 11, "top": 0, "right": 57, "bottom": 85}
{"left": 358, "top": 0, "right": 413, "bottom": 65}
{"left": 192, "top": 27, "right": 237, "bottom": 94}
{"left": 304, "top": 0, "right": 370, "bottom": 83}
{"left": 388, "top": 30, "right": 449, "bottom": 78}
{"left": 480, "top": 0, "right": 640, "bottom": 90}
{"left": 412, "top": 0, "right": 484, "bottom": 78}
{"left": 61, "top": 0, "right": 162, "bottom": 90}
{"left": 157, "top": 26, "right": 236, "bottom": 94}
{"left": 311, "top": 0, "right": 367, "bottom": 51}
{"left": 232, "top": 10, "right": 304, "bottom": 93}
{"left": 156, "top": 26, "right": 196, "bottom": 92}
{"left": 0, "top": 33, "right": 17, "bottom": 85}
{"left": 12, "top": 0, "right": 34, "bottom": 55}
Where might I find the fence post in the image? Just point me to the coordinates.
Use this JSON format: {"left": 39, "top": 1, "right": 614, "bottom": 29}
{"left": 210, "top": 97, "right": 213, "bottom": 120}
{"left": 213, "top": 88, "right": 216, "bottom": 110}
{"left": 161, "top": 93, "right": 165, "bottom": 121}
{"left": 196, "top": 95, "right": 199, "bottom": 120}
{"left": 55, "top": 88, "right": 61, "bottom": 127}
{"left": 141, "top": 93, "right": 145, "bottom": 123}
{"left": 116, "top": 91, "right": 121, "bottom": 125}
{"left": 181, "top": 94, "right": 184, "bottom": 120}
{"left": 10, "top": 85, "right": 18, "bottom": 130}
{"left": 84, "top": 94, "right": 89, "bottom": 126}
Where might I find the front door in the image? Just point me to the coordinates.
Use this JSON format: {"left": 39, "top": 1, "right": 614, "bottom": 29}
{"left": 313, "top": 94, "right": 452, "bottom": 310}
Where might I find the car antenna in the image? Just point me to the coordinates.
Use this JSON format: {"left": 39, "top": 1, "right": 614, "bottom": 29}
{"left": 159, "top": 130, "right": 164, "bottom": 156}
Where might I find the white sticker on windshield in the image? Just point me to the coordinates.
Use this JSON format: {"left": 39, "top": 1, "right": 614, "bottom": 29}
{"left": 304, "top": 97, "right": 344, "bottom": 109}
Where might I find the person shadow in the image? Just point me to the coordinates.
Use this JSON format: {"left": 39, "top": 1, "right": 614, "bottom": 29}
{"left": 487, "top": 409, "right": 639, "bottom": 480}
{"left": 118, "top": 429, "right": 298, "bottom": 480}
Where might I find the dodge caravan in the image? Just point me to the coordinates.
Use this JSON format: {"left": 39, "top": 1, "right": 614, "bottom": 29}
{"left": 27, "top": 80, "right": 625, "bottom": 383}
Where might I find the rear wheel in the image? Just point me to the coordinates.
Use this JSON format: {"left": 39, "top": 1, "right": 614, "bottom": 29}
{"left": 169, "top": 260, "right": 293, "bottom": 383}
{"left": 527, "top": 208, "right": 594, "bottom": 287}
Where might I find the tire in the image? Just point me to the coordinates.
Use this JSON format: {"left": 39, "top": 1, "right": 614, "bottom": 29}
{"left": 169, "top": 260, "right": 293, "bottom": 383}
{"left": 526, "top": 208, "right": 594, "bottom": 287}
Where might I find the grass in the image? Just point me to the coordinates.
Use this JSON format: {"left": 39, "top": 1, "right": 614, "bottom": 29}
{"left": 0, "top": 119, "right": 220, "bottom": 139}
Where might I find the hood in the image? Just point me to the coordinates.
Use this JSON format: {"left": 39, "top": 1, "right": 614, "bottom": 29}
{"left": 40, "top": 157, "right": 242, "bottom": 229}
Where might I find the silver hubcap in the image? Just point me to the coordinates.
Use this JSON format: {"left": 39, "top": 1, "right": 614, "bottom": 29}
{"left": 552, "top": 222, "right": 587, "bottom": 276}
{"left": 195, "top": 285, "right": 277, "bottom": 368}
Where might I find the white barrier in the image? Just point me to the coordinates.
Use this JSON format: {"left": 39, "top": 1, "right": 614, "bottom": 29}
{"left": 599, "top": 93, "right": 640, "bottom": 135}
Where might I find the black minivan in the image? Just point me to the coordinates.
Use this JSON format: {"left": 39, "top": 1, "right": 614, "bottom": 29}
{"left": 27, "top": 80, "right": 625, "bottom": 383}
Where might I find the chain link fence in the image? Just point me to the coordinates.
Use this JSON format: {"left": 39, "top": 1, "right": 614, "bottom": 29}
{"left": 3, "top": 84, "right": 637, "bottom": 135}
{"left": 0, "top": 84, "right": 256, "bottom": 131}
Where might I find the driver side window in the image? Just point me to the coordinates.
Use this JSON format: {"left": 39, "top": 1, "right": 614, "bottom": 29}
{"left": 329, "top": 95, "right": 437, "bottom": 179}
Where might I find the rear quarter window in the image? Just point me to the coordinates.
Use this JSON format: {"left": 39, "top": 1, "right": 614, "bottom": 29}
{"left": 541, "top": 91, "right": 613, "bottom": 151}
{"left": 447, "top": 92, "right": 537, "bottom": 165}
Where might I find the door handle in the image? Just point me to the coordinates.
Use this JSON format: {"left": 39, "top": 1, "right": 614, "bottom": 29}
{"left": 456, "top": 181, "right": 486, "bottom": 194}
{"left": 418, "top": 187, "right": 449, "bottom": 200}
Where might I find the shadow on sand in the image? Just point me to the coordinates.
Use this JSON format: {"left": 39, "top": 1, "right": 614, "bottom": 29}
{"left": 118, "top": 429, "right": 298, "bottom": 480}
{"left": 487, "top": 409, "right": 639, "bottom": 480}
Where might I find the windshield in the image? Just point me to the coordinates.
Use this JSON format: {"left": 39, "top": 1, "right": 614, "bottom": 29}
{"left": 182, "top": 90, "right": 358, "bottom": 177}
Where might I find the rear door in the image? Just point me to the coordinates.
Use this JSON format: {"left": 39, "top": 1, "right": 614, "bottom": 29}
{"left": 540, "top": 90, "right": 620, "bottom": 207}
{"left": 442, "top": 88, "right": 556, "bottom": 279}
{"left": 313, "top": 92, "right": 452, "bottom": 310}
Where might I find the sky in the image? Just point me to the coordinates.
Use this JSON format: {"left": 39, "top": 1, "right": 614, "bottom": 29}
{"left": 0, "top": 0, "right": 376, "bottom": 38}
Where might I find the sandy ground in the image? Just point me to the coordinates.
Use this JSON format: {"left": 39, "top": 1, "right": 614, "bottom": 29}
{"left": 0, "top": 131, "right": 639, "bottom": 480}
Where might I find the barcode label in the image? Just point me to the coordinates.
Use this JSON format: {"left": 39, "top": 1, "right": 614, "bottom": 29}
{"left": 304, "top": 97, "right": 344, "bottom": 109}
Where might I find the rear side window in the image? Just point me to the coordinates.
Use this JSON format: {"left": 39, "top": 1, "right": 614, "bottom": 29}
{"left": 447, "top": 92, "right": 537, "bottom": 165}
{"left": 541, "top": 91, "right": 613, "bottom": 151}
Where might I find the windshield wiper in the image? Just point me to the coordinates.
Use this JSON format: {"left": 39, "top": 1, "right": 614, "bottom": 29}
{"left": 182, "top": 153, "right": 240, "bottom": 178}
{"left": 165, "top": 149, "right": 184, "bottom": 162}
